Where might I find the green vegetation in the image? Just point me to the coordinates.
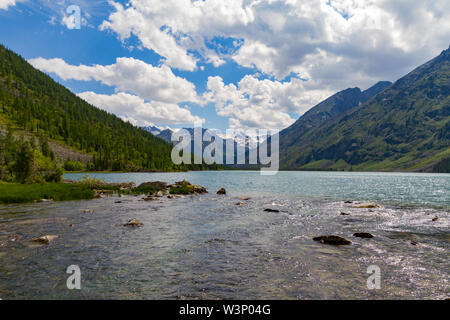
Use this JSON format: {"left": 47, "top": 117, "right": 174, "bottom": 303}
{"left": 169, "top": 184, "right": 192, "bottom": 195}
{"left": 0, "top": 44, "right": 187, "bottom": 172}
{"left": 279, "top": 47, "right": 450, "bottom": 172}
{"left": 0, "top": 175, "right": 168, "bottom": 204}
{"left": 0, "top": 129, "right": 63, "bottom": 183}
{"left": 0, "top": 183, "right": 94, "bottom": 204}
{"left": 63, "top": 159, "right": 85, "bottom": 172}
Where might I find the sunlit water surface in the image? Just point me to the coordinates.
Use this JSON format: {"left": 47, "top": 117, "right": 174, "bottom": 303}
{"left": 0, "top": 171, "right": 448, "bottom": 299}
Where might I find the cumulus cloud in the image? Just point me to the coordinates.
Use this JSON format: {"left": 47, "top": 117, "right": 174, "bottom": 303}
{"left": 203, "top": 75, "right": 332, "bottom": 130}
{"left": 28, "top": 57, "right": 201, "bottom": 104}
{"left": 0, "top": 0, "right": 17, "bottom": 10}
{"left": 78, "top": 91, "right": 204, "bottom": 126}
{"left": 29, "top": 56, "right": 204, "bottom": 126}
{"left": 101, "top": 0, "right": 450, "bottom": 82}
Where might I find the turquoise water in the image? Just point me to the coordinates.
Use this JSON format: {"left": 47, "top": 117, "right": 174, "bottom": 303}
{"left": 65, "top": 171, "right": 450, "bottom": 208}
{"left": 0, "top": 171, "right": 448, "bottom": 299}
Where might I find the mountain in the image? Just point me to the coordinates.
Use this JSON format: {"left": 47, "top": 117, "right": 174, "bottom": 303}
{"left": 280, "top": 81, "right": 392, "bottom": 151}
{"left": 0, "top": 44, "right": 183, "bottom": 172}
{"left": 279, "top": 47, "right": 450, "bottom": 172}
{"left": 142, "top": 125, "right": 163, "bottom": 136}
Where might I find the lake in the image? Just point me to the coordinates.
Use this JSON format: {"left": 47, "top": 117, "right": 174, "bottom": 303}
{"left": 0, "top": 171, "right": 448, "bottom": 299}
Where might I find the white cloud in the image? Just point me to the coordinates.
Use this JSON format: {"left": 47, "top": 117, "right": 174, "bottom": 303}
{"left": 0, "top": 0, "right": 17, "bottom": 10}
{"left": 78, "top": 91, "right": 204, "bottom": 126}
{"left": 28, "top": 57, "right": 201, "bottom": 104}
{"left": 101, "top": 0, "right": 450, "bottom": 83}
{"left": 203, "top": 75, "right": 332, "bottom": 130}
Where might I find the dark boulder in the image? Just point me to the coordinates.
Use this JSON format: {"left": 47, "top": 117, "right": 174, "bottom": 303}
{"left": 137, "top": 181, "right": 167, "bottom": 190}
{"left": 217, "top": 188, "right": 227, "bottom": 195}
{"left": 313, "top": 235, "right": 351, "bottom": 245}
{"left": 353, "top": 232, "right": 374, "bottom": 239}
{"left": 264, "top": 208, "right": 280, "bottom": 213}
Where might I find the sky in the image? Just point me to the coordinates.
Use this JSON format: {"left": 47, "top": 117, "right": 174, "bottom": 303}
{"left": 0, "top": 0, "right": 449, "bottom": 132}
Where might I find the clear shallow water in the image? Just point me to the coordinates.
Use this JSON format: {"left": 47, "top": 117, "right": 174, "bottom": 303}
{"left": 0, "top": 171, "right": 448, "bottom": 299}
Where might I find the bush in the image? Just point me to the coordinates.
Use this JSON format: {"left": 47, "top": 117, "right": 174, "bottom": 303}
{"left": 64, "top": 160, "right": 85, "bottom": 172}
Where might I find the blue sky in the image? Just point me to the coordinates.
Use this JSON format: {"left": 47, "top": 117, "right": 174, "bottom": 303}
{"left": 1, "top": 0, "right": 448, "bottom": 131}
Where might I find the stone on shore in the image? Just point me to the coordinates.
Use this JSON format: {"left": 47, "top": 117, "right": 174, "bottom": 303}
{"left": 217, "top": 188, "right": 227, "bottom": 195}
{"left": 264, "top": 208, "right": 280, "bottom": 213}
{"left": 32, "top": 235, "right": 58, "bottom": 244}
{"left": 124, "top": 219, "right": 142, "bottom": 227}
{"left": 313, "top": 235, "right": 352, "bottom": 245}
{"left": 353, "top": 232, "right": 374, "bottom": 239}
{"left": 353, "top": 203, "right": 380, "bottom": 209}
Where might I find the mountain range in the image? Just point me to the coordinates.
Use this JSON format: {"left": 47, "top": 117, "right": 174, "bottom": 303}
{"left": 0, "top": 43, "right": 448, "bottom": 173}
{"left": 278, "top": 47, "right": 450, "bottom": 172}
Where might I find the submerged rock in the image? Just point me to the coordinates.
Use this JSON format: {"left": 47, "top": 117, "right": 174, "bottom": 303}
{"left": 410, "top": 241, "right": 418, "bottom": 246}
{"left": 264, "top": 208, "right": 280, "bottom": 213}
{"left": 217, "top": 188, "right": 227, "bottom": 195}
{"left": 432, "top": 216, "right": 439, "bottom": 222}
{"left": 344, "top": 201, "right": 353, "bottom": 204}
{"left": 236, "top": 196, "right": 251, "bottom": 201}
{"left": 236, "top": 201, "right": 244, "bottom": 206}
{"left": 124, "top": 219, "right": 142, "bottom": 227}
{"left": 32, "top": 235, "right": 58, "bottom": 244}
{"left": 353, "top": 203, "right": 380, "bottom": 209}
{"left": 353, "top": 232, "right": 374, "bottom": 239}
{"left": 340, "top": 211, "right": 350, "bottom": 216}
{"left": 313, "top": 235, "right": 352, "bottom": 245}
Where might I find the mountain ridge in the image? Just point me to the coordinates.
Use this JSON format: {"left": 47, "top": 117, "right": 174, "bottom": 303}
{"left": 279, "top": 47, "right": 450, "bottom": 172}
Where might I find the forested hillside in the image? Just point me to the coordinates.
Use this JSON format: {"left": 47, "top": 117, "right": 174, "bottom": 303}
{"left": 0, "top": 44, "right": 182, "bottom": 172}
{"left": 279, "top": 47, "right": 450, "bottom": 172}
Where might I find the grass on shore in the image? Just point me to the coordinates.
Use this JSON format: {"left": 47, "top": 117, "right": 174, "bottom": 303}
{"left": 0, "top": 183, "right": 95, "bottom": 204}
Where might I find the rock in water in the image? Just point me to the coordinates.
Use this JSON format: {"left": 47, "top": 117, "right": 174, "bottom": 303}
{"left": 137, "top": 181, "right": 167, "bottom": 190}
{"left": 236, "top": 201, "right": 244, "bottom": 206}
{"left": 340, "top": 212, "right": 350, "bottom": 216}
{"left": 313, "top": 235, "right": 351, "bottom": 245}
{"left": 264, "top": 208, "right": 280, "bottom": 213}
{"left": 353, "top": 203, "right": 380, "bottom": 209}
{"left": 124, "top": 219, "right": 142, "bottom": 227}
{"left": 83, "top": 209, "right": 93, "bottom": 214}
{"left": 217, "top": 188, "right": 227, "bottom": 195}
{"left": 432, "top": 216, "right": 439, "bottom": 222}
{"left": 344, "top": 201, "right": 353, "bottom": 204}
{"left": 236, "top": 196, "right": 251, "bottom": 201}
{"left": 353, "top": 232, "right": 374, "bottom": 239}
{"left": 32, "top": 235, "right": 58, "bottom": 244}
